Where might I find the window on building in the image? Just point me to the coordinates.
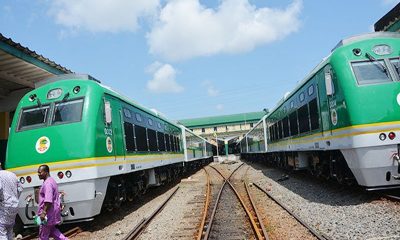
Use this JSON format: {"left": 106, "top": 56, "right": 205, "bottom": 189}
{"left": 202, "top": 128, "right": 205, "bottom": 133}
{"left": 214, "top": 127, "right": 217, "bottom": 132}
{"left": 250, "top": 123, "right": 253, "bottom": 128}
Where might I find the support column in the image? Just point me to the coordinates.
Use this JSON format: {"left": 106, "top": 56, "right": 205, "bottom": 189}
{"left": 0, "top": 112, "right": 9, "bottom": 169}
{"left": 224, "top": 140, "right": 228, "bottom": 157}
{"left": 0, "top": 112, "right": 10, "bottom": 139}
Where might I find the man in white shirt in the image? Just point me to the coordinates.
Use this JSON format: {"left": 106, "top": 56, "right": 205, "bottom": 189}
{"left": 0, "top": 170, "right": 21, "bottom": 240}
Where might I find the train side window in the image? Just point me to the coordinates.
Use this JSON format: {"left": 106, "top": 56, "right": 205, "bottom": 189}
{"left": 170, "top": 135, "right": 175, "bottom": 152}
{"left": 283, "top": 116, "right": 289, "bottom": 138}
{"left": 124, "top": 122, "right": 136, "bottom": 152}
{"left": 147, "top": 129, "right": 158, "bottom": 151}
{"left": 134, "top": 125, "right": 148, "bottom": 151}
{"left": 148, "top": 118, "right": 153, "bottom": 126}
{"left": 273, "top": 123, "right": 278, "bottom": 141}
{"left": 299, "top": 92, "right": 305, "bottom": 102}
{"left": 308, "top": 85, "right": 314, "bottom": 96}
{"left": 165, "top": 133, "right": 171, "bottom": 151}
{"left": 157, "top": 132, "right": 166, "bottom": 151}
{"left": 123, "top": 108, "right": 131, "bottom": 118}
{"left": 289, "top": 111, "right": 298, "bottom": 136}
{"left": 135, "top": 113, "right": 142, "bottom": 122}
{"left": 176, "top": 137, "right": 180, "bottom": 152}
{"left": 298, "top": 105, "right": 310, "bottom": 133}
{"left": 352, "top": 60, "right": 392, "bottom": 85}
{"left": 309, "top": 98, "right": 320, "bottom": 130}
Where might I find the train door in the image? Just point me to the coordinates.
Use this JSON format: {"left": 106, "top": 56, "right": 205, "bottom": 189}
{"left": 323, "top": 65, "right": 336, "bottom": 137}
{"left": 104, "top": 95, "right": 125, "bottom": 162}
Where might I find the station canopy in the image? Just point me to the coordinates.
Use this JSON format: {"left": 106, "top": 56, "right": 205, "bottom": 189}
{"left": 0, "top": 33, "right": 72, "bottom": 112}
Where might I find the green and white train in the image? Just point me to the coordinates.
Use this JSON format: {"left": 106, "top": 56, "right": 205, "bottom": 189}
{"left": 5, "top": 74, "right": 214, "bottom": 225}
{"left": 240, "top": 32, "right": 400, "bottom": 190}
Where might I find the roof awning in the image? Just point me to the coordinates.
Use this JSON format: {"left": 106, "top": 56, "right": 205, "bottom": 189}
{"left": 0, "top": 33, "right": 72, "bottom": 112}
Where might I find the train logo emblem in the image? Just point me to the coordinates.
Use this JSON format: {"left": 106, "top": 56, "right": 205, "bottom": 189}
{"left": 106, "top": 137, "right": 113, "bottom": 153}
{"left": 36, "top": 136, "right": 50, "bottom": 154}
{"left": 331, "top": 109, "right": 338, "bottom": 126}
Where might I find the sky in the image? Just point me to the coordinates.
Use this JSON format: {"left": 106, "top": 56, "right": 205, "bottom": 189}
{"left": 0, "top": 0, "right": 399, "bottom": 121}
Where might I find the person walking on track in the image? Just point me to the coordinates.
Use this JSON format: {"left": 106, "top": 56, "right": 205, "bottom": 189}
{"left": 37, "top": 165, "right": 68, "bottom": 240}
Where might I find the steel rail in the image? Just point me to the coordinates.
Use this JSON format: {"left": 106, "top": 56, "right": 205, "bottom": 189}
{"left": 245, "top": 181, "right": 269, "bottom": 240}
{"left": 197, "top": 168, "right": 211, "bottom": 240}
{"left": 202, "top": 163, "right": 244, "bottom": 239}
{"left": 209, "top": 164, "right": 267, "bottom": 240}
{"left": 122, "top": 186, "right": 180, "bottom": 240}
{"left": 21, "top": 226, "right": 82, "bottom": 240}
{"left": 253, "top": 183, "right": 332, "bottom": 240}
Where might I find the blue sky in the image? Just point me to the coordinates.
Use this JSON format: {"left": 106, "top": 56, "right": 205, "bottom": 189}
{"left": 0, "top": 0, "right": 398, "bottom": 121}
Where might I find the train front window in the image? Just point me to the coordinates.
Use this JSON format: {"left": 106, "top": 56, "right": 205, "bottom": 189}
{"left": 390, "top": 58, "right": 400, "bottom": 77}
{"left": 18, "top": 105, "right": 50, "bottom": 130}
{"left": 52, "top": 99, "right": 84, "bottom": 124}
{"left": 352, "top": 60, "right": 392, "bottom": 85}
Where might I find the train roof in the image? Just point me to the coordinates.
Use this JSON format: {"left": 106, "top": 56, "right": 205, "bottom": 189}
{"left": 40, "top": 74, "right": 181, "bottom": 129}
{"left": 266, "top": 32, "right": 400, "bottom": 120}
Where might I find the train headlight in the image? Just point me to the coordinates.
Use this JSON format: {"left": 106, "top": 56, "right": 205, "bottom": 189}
{"left": 19, "top": 177, "right": 25, "bottom": 184}
{"left": 73, "top": 86, "right": 80, "bottom": 94}
{"left": 28, "top": 94, "right": 37, "bottom": 102}
{"left": 379, "top": 133, "right": 386, "bottom": 141}
{"left": 353, "top": 48, "right": 362, "bottom": 56}
{"left": 373, "top": 44, "right": 392, "bottom": 56}
{"left": 389, "top": 132, "right": 396, "bottom": 140}
{"left": 47, "top": 88, "right": 63, "bottom": 100}
{"left": 26, "top": 176, "right": 32, "bottom": 183}
{"left": 65, "top": 170, "right": 72, "bottom": 178}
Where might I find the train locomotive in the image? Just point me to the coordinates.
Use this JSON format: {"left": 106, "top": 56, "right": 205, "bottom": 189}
{"left": 240, "top": 32, "right": 400, "bottom": 190}
{"left": 5, "top": 74, "right": 214, "bottom": 225}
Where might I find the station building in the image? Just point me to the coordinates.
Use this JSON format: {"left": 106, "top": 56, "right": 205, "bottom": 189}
{"left": 179, "top": 111, "right": 266, "bottom": 155}
{"left": 0, "top": 33, "right": 71, "bottom": 167}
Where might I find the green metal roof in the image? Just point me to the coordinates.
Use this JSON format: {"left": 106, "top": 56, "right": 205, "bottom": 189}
{"left": 179, "top": 111, "right": 266, "bottom": 128}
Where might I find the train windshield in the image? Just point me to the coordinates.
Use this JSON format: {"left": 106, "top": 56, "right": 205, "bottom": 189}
{"left": 352, "top": 60, "right": 392, "bottom": 85}
{"left": 18, "top": 105, "right": 50, "bottom": 130}
{"left": 390, "top": 58, "right": 400, "bottom": 76}
{"left": 52, "top": 99, "right": 84, "bottom": 124}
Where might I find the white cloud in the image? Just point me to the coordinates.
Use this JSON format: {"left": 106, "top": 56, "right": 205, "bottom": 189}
{"left": 147, "top": 0, "right": 302, "bottom": 61}
{"left": 216, "top": 104, "right": 224, "bottom": 111}
{"left": 146, "top": 62, "right": 184, "bottom": 93}
{"left": 48, "top": 0, "right": 159, "bottom": 32}
{"left": 202, "top": 80, "right": 219, "bottom": 97}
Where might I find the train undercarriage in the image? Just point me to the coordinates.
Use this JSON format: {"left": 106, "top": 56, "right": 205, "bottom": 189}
{"left": 103, "top": 157, "right": 213, "bottom": 211}
{"left": 241, "top": 150, "right": 356, "bottom": 185}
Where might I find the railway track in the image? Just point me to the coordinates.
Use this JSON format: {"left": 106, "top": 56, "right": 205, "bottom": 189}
{"left": 197, "top": 163, "right": 269, "bottom": 240}
{"left": 21, "top": 226, "right": 82, "bottom": 240}
{"left": 253, "top": 182, "right": 332, "bottom": 240}
{"left": 122, "top": 186, "right": 179, "bottom": 240}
